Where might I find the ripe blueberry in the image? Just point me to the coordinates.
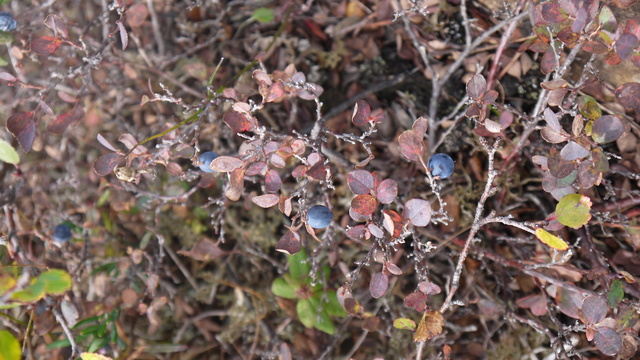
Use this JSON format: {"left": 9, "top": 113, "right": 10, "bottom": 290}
{"left": 53, "top": 224, "right": 72, "bottom": 243}
{"left": 427, "top": 153, "right": 454, "bottom": 179}
{"left": 0, "top": 12, "right": 17, "bottom": 32}
{"left": 307, "top": 205, "right": 333, "bottom": 229}
{"left": 198, "top": 151, "right": 219, "bottom": 173}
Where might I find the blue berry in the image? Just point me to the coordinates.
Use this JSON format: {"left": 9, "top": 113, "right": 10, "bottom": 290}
{"left": 0, "top": 12, "right": 17, "bottom": 32}
{"left": 307, "top": 205, "right": 333, "bottom": 229}
{"left": 53, "top": 224, "right": 72, "bottom": 243}
{"left": 427, "top": 153, "right": 455, "bottom": 179}
{"left": 198, "top": 151, "right": 219, "bottom": 173}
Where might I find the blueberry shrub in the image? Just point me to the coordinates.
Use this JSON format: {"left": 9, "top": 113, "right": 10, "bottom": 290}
{"left": 1, "top": 0, "right": 640, "bottom": 359}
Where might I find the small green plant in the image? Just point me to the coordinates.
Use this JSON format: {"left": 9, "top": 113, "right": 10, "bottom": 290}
{"left": 271, "top": 249, "right": 346, "bottom": 334}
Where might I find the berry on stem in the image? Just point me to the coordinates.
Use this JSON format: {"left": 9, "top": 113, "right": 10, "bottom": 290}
{"left": 307, "top": 205, "right": 333, "bottom": 229}
{"left": 198, "top": 151, "right": 219, "bottom": 173}
{"left": 427, "top": 153, "right": 454, "bottom": 179}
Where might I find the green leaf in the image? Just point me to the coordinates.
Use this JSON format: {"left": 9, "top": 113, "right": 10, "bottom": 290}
{"left": 0, "top": 330, "right": 21, "bottom": 360}
{"left": 314, "top": 309, "right": 335, "bottom": 334}
{"left": 288, "top": 248, "right": 310, "bottom": 282}
{"left": 535, "top": 228, "right": 569, "bottom": 251}
{"left": 556, "top": 194, "right": 592, "bottom": 229}
{"left": 271, "top": 277, "right": 298, "bottom": 299}
{"left": 87, "top": 337, "right": 109, "bottom": 353}
{"left": 11, "top": 279, "right": 46, "bottom": 303}
{"left": 608, "top": 279, "right": 624, "bottom": 308}
{"left": 38, "top": 269, "right": 72, "bottom": 295}
{"left": 394, "top": 318, "right": 417, "bottom": 330}
{"left": 578, "top": 96, "right": 602, "bottom": 120}
{"left": 323, "top": 291, "right": 347, "bottom": 317}
{"left": 0, "top": 31, "right": 14, "bottom": 45}
{"left": 251, "top": 8, "right": 274, "bottom": 23}
{"left": 297, "top": 298, "right": 317, "bottom": 329}
{"left": 0, "top": 140, "right": 19, "bottom": 164}
{"left": 45, "top": 338, "right": 72, "bottom": 349}
{"left": 0, "top": 56, "right": 8, "bottom": 66}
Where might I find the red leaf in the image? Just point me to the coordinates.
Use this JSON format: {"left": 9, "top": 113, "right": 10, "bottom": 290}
{"left": 93, "top": 153, "right": 123, "bottom": 176}
{"left": 594, "top": 326, "right": 622, "bottom": 356}
{"left": 352, "top": 99, "right": 371, "bottom": 126}
{"left": 305, "top": 161, "right": 326, "bottom": 180}
{"left": 404, "top": 292, "right": 428, "bottom": 312}
{"left": 47, "top": 107, "right": 83, "bottom": 135}
{"left": 386, "top": 262, "right": 402, "bottom": 275}
{"left": 582, "top": 41, "right": 609, "bottom": 54}
{"left": 418, "top": 281, "right": 441, "bottom": 295}
{"left": 347, "top": 170, "right": 375, "bottom": 195}
{"left": 376, "top": 178, "right": 398, "bottom": 204}
{"left": 210, "top": 156, "right": 244, "bottom": 172}
{"left": 48, "top": 113, "right": 73, "bottom": 135}
{"left": 223, "top": 110, "right": 255, "bottom": 133}
{"left": 581, "top": 295, "right": 608, "bottom": 324}
{"left": 382, "top": 209, "right": 403, "bottom": 238}
{"left": 369, "top": 272, "right": 389, "bottom": 299}
{"left": 540, "top": 47, "right": 559, "bottom": 74}
{"left": 276, "top": 231, "right": 301, "bottom": 255}
{"left": 252, "top": 194, "right": 280, "bottom": 208}
{"left": 466, "top": 74, "right": 486, "bottom": 100}
{"left": 412, "top": 116, "right": 429, "bottom": 138}
{"left": 351, "top": 194, "right": 378, "bottom": 216}
{"left": 398, "top": 129, "right": 424, "bottom": 162}
{"left": 265, "top": 169, "right": 282, "bottom": 192}
{"left": 347, "top": 224, "right": 366, "bottom": 238}
{"left": 6, "top": 111, "right": 36, "bottom": 152}
{"left": 265, "top": 81, "right": 285, "bottom": 102}
{"left": 615, "top": 82, "right": 640, "bottom": 111}
{"left": 31, "top": 36, "right": 62, "bottom": 55}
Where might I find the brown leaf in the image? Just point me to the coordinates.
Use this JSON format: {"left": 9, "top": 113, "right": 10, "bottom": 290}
{"left": 6, "top": 111, "right": 36, "bottom": 152}
{"left": 210, "top": 156, "right": 244, "bottom": 172}
{"left": 116, "top": 20, "right": 128, "bottom": 50}
{"left": 275, "top": 231, "right": 301, "bottom": 255}
{"left": 44, "top": 14, "right": 69, "bottom": 39}
{"left": 225, "top": 168, "right": 245, "bottom": 201}
{"left": 252, "top": 194, "right": 280, "bottom": 208}
{"left": 413, "top": 310, "right": 444, "bottom": 342}
{"left": 177, "top": 237, "right": 226, "bottom": 261}
{"left": 126, "top": 3, "right": 149, "bottom": 27}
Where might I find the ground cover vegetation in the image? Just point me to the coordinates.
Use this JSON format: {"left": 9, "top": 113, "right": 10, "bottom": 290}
{"left": 1, "top": 0, "right": 640, "bottom": 359}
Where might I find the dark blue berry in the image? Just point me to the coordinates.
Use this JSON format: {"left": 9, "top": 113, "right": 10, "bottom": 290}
{"left": 427, "top": 153, "right": 455, "bottom": 179}
{"left": 198, "top": 151, "right": 219, "bottom": 173}
{"left": 0, "top": 12, "right": 17, "bottom": 32}
{"left": 307, "top": 205, "right": 333, "bottom": 229}
{"left": 53, "top": 224, "right": 72, "bottom": 243}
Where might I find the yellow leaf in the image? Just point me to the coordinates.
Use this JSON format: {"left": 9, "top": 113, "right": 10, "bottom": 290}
{"left": 81, "top": 353, "right": 114, "bottom": 360}
{"left": 413, "top": 310, "right": 444, "bottom": 342}
{"left": 535, "top": 228, "right": 569, "bottom": 250}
